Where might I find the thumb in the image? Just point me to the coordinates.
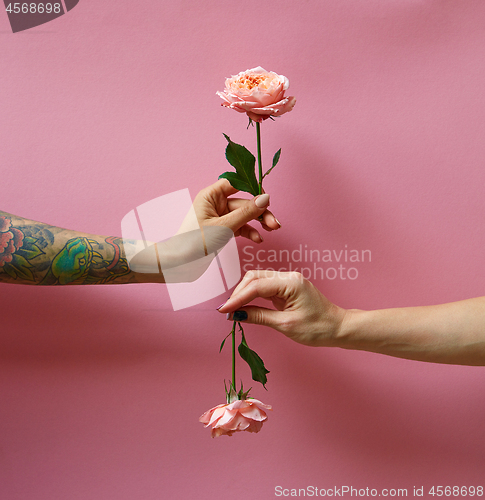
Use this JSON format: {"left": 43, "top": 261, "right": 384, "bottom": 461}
{"left": 219, "top": 194, "right": 270, "bottom": 232}
{"left": 227, "top": 305, "right": 283, "bottom": 330}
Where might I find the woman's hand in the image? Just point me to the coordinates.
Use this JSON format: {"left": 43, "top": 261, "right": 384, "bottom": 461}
{"left": 218, "top": 270, "right": 347, "bottom": 347}
{"left": 132, "top": 180, "right": 281, "bottom": 282}
{"left": 193, "top": 179, "right": 281, "bottom": 243}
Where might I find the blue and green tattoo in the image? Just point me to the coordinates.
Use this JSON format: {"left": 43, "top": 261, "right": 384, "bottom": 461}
{"left": 0, "top": 211, "right": 160, "bottom": 285}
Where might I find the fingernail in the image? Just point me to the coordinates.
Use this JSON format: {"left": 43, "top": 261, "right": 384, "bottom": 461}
{"left": 233, "top": 310, "right": 248, "bottom": 321}
{"left": 274, "top": 217, "right": 282, "bottom": 227}
{"left": 218, "top": 297, "right": 232, "bottom": 310}
{"left": 255, "top": 194, "right": 270, "bottom": 208}
{"left": 226, "top": 313, "right": 231, "bottom": 320}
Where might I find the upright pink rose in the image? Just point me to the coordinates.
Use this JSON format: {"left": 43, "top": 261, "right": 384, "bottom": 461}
{"left": 199, "top": 398, "right": 272, "bottom": 438}
{"left": 217, "top": 67, "right": 296, "bottom": 123}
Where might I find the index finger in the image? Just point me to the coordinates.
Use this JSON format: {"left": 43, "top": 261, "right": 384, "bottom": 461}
{"left": 210, "top": 178, "right": 239, "bottom": 197}
{"left": 230, "top": 269, "right": 277, "bottom": 297}
{"left": 218, "top": 273, "right": 288, "bottom": 312}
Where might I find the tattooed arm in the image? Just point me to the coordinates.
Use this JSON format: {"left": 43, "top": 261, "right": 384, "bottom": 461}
{"left": 0, "top": 211, "right": 163, "bottom": 285}
{"left": 0, "top": 180, "right": 281, "bottom": 286}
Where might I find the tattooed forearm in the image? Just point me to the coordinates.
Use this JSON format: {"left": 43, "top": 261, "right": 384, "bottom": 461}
{"left": 0, "top": 211, "right": 164, "bottom": 285}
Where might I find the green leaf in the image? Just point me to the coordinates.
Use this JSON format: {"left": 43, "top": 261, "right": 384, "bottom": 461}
{"left": 224, "top": 380, "right": 238, "bottom": 404}
{"left": 11, "top": 253, "right": 32, "bottom": 269}
{"left": 219, "top": 331, "right": 232, "bottom": 353}
{"left": 13, "top": 266, "right": 34, "bottom": 281}
{"left": 10, "top": 264, "right": 34, "bottom": 281}
{"left": 222, "top": 134, "right": 259, "bottom": 196}
{"left": 17, "top": 246, "right": 44, "bottom": 260}
{"left": 238, "top": 323, "right": 270, "bottom": 388}
{"left": 237, "top": 381, "right": 252, "bottom": 401}
{"left": 23, "top": 236, "right": 38, "bottom": 247}
{"left": 10, "top": 254, "right": 35, "bottom": 281}
{"left": 3, "top": 264, "right": 17, "bottom": 279}
{"left": 218, "top": 172, "right": 255, "bottom": 195}
{"left": 263, "top": 148, "right": 281, "bottom": 179}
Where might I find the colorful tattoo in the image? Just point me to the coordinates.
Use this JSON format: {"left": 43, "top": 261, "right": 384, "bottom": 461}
{"left": 42, "top": 236, "right": 131, "bottom": 285}
{"left": 0, "top": 212, "right": 136, "bottom": 285}
{"left": 0, "top": 215, "right": 44, "bottom": 281}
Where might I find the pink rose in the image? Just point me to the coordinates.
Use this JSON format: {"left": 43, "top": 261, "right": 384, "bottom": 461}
{"left": 217, "top": 67, "right": 296, "bottom": 123}
{"left": 199, "top": 398, "right": 272, "bottom": 438}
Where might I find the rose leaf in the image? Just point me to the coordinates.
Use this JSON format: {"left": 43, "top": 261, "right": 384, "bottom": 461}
{"left": 219, "top": 330, "right": 232, "bottom": 353}
{"left": 218, "top": 172, "right": 255, "bottom": 194}
{"left": 263, "top": 148, "right": 281, "bottom": 179}
{"left": 222, "top": 134, "right": 259, "bottom": 195}
{"left": 238, "top": 324, "right": 269, "bottom": 388}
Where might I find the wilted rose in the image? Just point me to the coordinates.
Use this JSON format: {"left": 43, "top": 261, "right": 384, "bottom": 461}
{"left": 0, "top": 216, "right": 24, "bottom": 267}
{"left": 199, "top": 398, "right": 272, "bottom": 437}
{"left": 217, "top": 67, "right": 296, "bottom": 123}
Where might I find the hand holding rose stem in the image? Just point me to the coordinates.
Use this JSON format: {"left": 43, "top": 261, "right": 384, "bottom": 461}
{"left": 219, "top": 270, "right": 485, "bottom": 366}
{"left": 0, "top": 180, "right": 278, "bottom": 286}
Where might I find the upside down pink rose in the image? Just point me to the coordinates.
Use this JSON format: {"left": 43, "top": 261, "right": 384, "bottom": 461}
{"left": 199, "top": 398, "right": 272, "bottom": 438}
{"left": 217, "top": 67, "right": 296, "bottom": 123}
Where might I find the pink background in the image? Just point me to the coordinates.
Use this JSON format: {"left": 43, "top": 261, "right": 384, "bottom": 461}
{"left": 1, "top": 1, "right": 485, "bottom": 498}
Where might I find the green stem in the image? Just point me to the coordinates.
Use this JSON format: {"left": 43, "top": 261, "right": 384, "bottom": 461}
{"left": 256, "top": 121, "right": 263, "bottom": 194}
{"left": 231, "top": 320, "right": 236, "bottom": 392}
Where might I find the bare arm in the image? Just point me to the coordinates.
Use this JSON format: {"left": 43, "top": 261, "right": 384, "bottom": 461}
{"left": 218, "top": 270, "right": 485, "bottom": 366}
{"left": 342, "top": 298, "right": 485, "bottom": 365}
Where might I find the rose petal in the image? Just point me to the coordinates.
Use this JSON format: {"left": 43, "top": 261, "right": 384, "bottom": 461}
{"left": 214, "top": 408, "right": 239, "bottom": 428}
{"left": 249, "top": 96, "right": 296, "bottom": 117}
{"left": 275, "top": 95, "right": 296, "bottom": 114}
{"left": 247, "top": 399, "right": 273, "bottom": 411}
{"left": 227, "top": 399, "right": 247, "bottom": 408}
{"left": 246, "top": 66, "right": 268, "bottom": 75}
{"left": 239, "top": 406, "right": 267, "bottom": 422}
{"left": 246, "top": 106, "right": 275, "bottom": 116}
{"left": 199, "top": 403, "right": 227, "bottom": 424}
{"left": 245, "top": 111, "right": 265, "bottom": 123}
{"left": 226, "top": 103, "right": 247, "bottom": 114}
{"left": 220, "top": 412, "right": 251, "bottom": 432}
{"left": 216, "top": 90, "right": 233, "bottom": 105}
{"left": 206, "top": 406, "right": 231, "bottom": 427}
{"left": 245, "top": 419, "right": 264, "bottom": 433}
{"left": 212, "top": 426, "right": 233, "bottom": 438}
